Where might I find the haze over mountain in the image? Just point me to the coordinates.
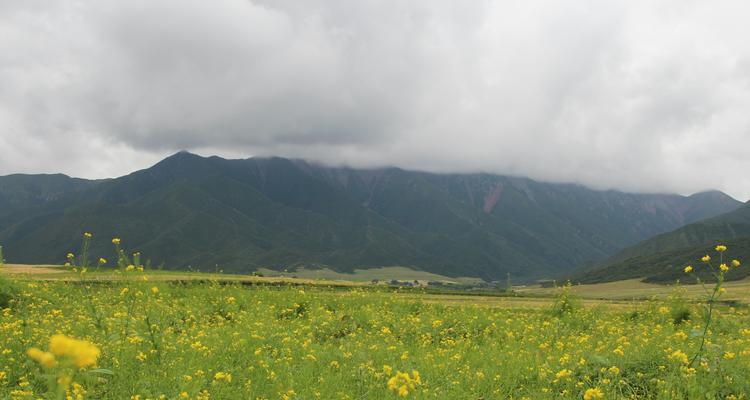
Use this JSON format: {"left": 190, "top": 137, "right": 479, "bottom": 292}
{"left": 0, "top": 152, "right": 741, "bottom": 282}
{"left": 575, "top": 202, "right": 750, "bottom": 284}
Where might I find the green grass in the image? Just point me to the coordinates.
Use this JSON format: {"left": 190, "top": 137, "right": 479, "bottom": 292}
{"left": 2, "top": 269, "right": 750, "bottom": 399}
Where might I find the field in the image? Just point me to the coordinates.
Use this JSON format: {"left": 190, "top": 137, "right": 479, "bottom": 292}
{"left": 2, "top": 246, "right": 750, "bottom": 399}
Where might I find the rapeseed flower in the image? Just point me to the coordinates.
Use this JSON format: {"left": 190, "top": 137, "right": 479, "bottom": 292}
{"left": 49, "top": 334, "right": 100, "bottom": 368}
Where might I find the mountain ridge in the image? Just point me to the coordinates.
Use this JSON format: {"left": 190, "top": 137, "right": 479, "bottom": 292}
{"left": 0, "top": 152, "right": 742, "bottom": 282}
{"left": 572, "top": 203, "right": 750, "bottom": 283}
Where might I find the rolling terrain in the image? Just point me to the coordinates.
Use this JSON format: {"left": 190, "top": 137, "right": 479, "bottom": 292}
{"left": 574, "top": 203, "right": 750, "bottom": 283}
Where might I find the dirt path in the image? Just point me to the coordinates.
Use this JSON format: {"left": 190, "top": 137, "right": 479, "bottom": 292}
{"left": 1, "top": 264, "right": 66, "bottom": 274}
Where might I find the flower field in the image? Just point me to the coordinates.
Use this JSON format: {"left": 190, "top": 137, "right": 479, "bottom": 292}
{"left": 1, "top": 242, "right": 750, "bottom": 399}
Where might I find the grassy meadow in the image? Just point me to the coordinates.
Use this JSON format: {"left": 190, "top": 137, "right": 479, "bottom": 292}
{"left": 1, "top": 240, "right": 750, "bottom": 399}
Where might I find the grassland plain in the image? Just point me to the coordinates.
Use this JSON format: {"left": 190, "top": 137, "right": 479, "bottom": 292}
{"left": 2, "top": 240, "right": 750, "bottom": 399}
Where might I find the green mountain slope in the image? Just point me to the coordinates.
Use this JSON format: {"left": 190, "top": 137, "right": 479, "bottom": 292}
{"left": 0, "top": 152, "right": 742, "bottom": 281}
{"left": 0, "top": 174, "right": 99, "bottom": 217}
{"left": 574, "top": 203, "right": 750, "bottom": 283}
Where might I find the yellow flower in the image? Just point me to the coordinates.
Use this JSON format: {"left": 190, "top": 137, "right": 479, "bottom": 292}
{"left": 701, "top": 255, "right": 711, "bottom": 263}
{"left": 27, "top": 348, "right": 57, "bottom": 368}
{"left": 584, "top": 387, "right": 604, "bottom": 400}
{"left": 732, "top": 259, "right": 741, "bottom": 268}
{"left": 720, "top": 263, "right": 729, "bottom": 273}
{"left": 387, "top": 370, "right": 421, "bottom": 397}
{"left": 99, "top": 258, "right": 107, "bottom": 265}
{"left": 151, "top": 287, "right": 159, "bottom": 294}
{"left": 48, "top": 334, "right": 100, "bottom": 368}
{"left": 684, "top": 265, "right": 693, "bottom": 273}
{"left": 716, "top": 245, "right": 727, "bottom": 252}
{"left": 214, "top": 372, "right": 232, "bottom": 383}
{"left": 67, "top": 253, "right": 75, "bottom": 259}
{"left": 668, "top": 350, "right": 689, "bottom": 365}
{"left": 112, "top": 238, "right": 121, "bottom": 245}
{"left": 555, "top": 369, "right": 572, "bottom": 379}
{"left": 83, "top": 232, "right": 92, "bottom": 238}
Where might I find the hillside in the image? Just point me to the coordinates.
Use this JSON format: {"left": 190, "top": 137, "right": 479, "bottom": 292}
{"left": 0, "top": 174, "right": 99, "bottom": 217}
{"left": 0, "top": 152, "right": 742, "bottom": 281}
{"left": 574, "top": 203, "right": 750, "bottom": 283}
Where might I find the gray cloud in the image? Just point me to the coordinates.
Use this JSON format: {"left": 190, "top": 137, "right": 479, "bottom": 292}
{"left": 1, "top": 0, "right": 750, "bottom": 200}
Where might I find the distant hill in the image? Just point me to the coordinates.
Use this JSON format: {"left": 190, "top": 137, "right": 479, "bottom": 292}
{"left": 0, "top": 174, "right": 99, "bottom": 217}
{"left": 0, "top": 152, "right": 742, "bottom": 282}
{"left": 573, "top": 203, "right": 750, "bottom": 283}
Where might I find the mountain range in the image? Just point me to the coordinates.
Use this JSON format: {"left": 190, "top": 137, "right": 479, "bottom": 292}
{"left": 0, "top": 152, "right": 743, "bottom": 282}
{"left": 573, "top": 202, "right": 750, "bottom": 283}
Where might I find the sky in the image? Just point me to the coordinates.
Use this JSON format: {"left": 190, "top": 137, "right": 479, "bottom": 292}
{"left": 1, "top": 1, "right": 750, "bottom": 201}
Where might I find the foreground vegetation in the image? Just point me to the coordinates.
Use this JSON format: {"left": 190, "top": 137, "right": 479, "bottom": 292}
{"left": 1, "top": 239, "right": 750, "bottom": 399}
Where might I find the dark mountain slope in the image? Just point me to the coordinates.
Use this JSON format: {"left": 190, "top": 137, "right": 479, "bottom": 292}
{"left": 574, "top": 203, "right": 750, "bottom": 283}
{"left": 0, "top": 152, "right": 742, "bottom": 281}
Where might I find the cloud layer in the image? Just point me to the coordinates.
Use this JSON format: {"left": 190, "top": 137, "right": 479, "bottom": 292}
{"left": 2, "top": 1, "right": 750, "bottom": 199}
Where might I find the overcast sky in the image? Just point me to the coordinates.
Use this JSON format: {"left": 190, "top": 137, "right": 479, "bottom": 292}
{"left": 2, "top": 1, "right": 750, "bottom": 200}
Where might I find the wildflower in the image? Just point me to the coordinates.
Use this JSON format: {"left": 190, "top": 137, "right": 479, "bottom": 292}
{"left": 27, "top": 348, "right": 57, "bottom": 368}
{"left": 684, "top": 265, "right": 693, "bottom": 273}
{"left": 83, "top": 232, "right": 92, "bottom": 238}
{"left": 668, "top": 350, "right": 689, "bottom": 365}
{"left": 98, "top": 258, "right": 107, "bottom": 265}
{"left": 387, "top": 370, "right": 421, "bottom": 397}
{"left": 44, "top": 334, "right": 100, "bottom": 368}
{"left": 716, "top": 245, "right": 727, "bottom": 252}
{"left": 555, "top": 369, "right": 572, "bottom": 380}
{"left": 720, "top": 263, "right": 729, "bottom": 273}
{"left": 583, "top": 387, "right": 604, "bottom": 400}
{"left": 214, "top": 372, "right": 232, "bottom": 383}
{"left": 732, "top": 259, "right": 741, "bottom": 268}
{"left": 67, "top": 253, "right": 75, "bottom": 259}
{"left": 701, "top": 255, "right": 711, "bottom": 263}
{"left": 112, "top": 238, "right": 121, "bottom": 245}
{"left": 151, "top": 287, "right": 159, "bottom": 294}
{"left": 125, "top": 265, "right": 136, "bottom": 272}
